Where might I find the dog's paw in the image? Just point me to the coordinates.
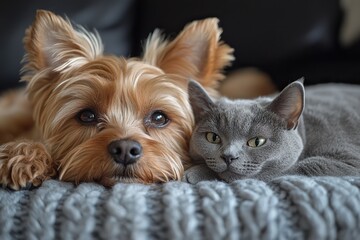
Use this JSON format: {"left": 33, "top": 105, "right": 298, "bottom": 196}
{"left": 0, "top": 141, "right": 56, "bottom": 190}
{"left": 182, "top": 164, "right": 218, "bottom": 184}
{"left": 6, "top": 182, "right": 38, "bottom": 191}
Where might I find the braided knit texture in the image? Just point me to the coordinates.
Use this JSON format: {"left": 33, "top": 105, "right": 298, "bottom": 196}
{"left": 1, "top": 176, "right": 360, "bottom": 240}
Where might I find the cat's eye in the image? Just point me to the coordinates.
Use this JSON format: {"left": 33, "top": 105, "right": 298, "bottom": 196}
{"left": 146, "top": 110, "right": 170, "bottom": 128}
{"left": 206, "top": 132, "right": 221, "bottom": 144}
{"left": 247, "top": 137, "right": 266, "bottom": 148}
{"left": 77, "top": 109, "right": 97, "bottom": 124}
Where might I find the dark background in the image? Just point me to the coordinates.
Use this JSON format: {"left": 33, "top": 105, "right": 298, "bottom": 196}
{"left": 1, "top": 0, "right": 359, "bottom": 92}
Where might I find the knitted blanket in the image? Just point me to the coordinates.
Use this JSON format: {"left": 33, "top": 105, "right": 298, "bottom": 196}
{"left": 1, "top": 176, "right": 360, "bottom": 240}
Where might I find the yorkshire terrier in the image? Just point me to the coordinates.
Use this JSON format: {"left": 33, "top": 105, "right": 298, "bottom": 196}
{"left": 0, "top": 10, "right": 233, "bottom": 189}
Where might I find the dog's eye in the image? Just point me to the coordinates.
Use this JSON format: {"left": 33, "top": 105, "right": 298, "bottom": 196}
{"left": 77, "top": 109, "right": 97, "bottom": 124}
{"left": 148, "top": 111, "right": 169, "bottom": 128}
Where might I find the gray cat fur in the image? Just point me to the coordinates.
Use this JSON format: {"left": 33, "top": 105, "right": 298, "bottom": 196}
{"left": 184, "top": 79, "right": 360, "bottom": 183}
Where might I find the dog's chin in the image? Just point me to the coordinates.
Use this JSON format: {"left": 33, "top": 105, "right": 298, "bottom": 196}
{"left": 106, "top": 164, "right": 174, "bottom": 185}
{"left": 98, "top": 175, "right": 147, "bottom": 187}
{"left": 57, "top": 142, "right": 184, "bottom": 186}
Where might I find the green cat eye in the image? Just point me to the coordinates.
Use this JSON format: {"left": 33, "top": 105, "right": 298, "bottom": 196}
{"left": 206, "top": 132, "right": 221, "bottom": 144}
{"left": 247, "top": 137, "right": 266, "bottom": 148}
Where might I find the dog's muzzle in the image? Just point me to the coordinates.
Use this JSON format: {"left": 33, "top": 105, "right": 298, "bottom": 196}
{"left": 108, "top": 139, "right": 142, "bottom": 165}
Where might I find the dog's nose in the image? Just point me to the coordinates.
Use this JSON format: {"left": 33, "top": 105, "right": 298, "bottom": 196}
{"left": 108, "top": 139, "right": 142, "bottom": 165}
{"left": 221, "top": 154, "right": 239, "bottom": 165}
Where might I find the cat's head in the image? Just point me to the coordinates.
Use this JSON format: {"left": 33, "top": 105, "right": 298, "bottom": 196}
{"left": 188, "top": 79, "right": 305, "bottom": 181}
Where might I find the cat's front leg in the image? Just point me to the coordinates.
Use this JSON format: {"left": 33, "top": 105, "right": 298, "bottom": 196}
{"left": 284, "top": 156, "right": 360, "bottom": 177}
{"left": 182, "top": 164, "right": 219, "bottom": 184}
{"left": 0, "top": 140, "right": 57, "bottom": 190}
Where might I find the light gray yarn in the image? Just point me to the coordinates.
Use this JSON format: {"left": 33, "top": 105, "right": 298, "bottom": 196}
{"left": 1, "top": 176, "right": 360, "bottom": 240}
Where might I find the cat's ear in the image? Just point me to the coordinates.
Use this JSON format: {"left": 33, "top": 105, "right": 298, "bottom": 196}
{"left": 297, "top": 77, "right": 305, "bottom": 84}
{"left": 266, "top": 80, "right": 305, "bottom": 130}
{"left": 188, "top": 79, "right": 215, "bottom": 122}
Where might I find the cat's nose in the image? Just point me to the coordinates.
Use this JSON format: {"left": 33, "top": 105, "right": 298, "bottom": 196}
{"left": 221, "top": 154, "right": 239, "bottom": 165}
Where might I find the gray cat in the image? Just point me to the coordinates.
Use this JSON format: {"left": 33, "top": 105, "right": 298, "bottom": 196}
{"left": 183, "top": 79, "right": 360, "bottom": 183}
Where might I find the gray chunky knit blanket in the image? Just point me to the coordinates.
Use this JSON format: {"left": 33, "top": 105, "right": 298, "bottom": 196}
{"left": 1, "top": 176, "right": 360, "bottom": 240}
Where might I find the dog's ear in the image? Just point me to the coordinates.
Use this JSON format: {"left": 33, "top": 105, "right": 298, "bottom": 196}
{"left": 22, "top": 10, "right": 103, "bottom": 75}
{"left": 143, "top": 18, "right": 234, "bottom": 91}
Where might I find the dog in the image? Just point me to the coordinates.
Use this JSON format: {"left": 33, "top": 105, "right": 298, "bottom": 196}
{"left": 0, "top": 10, "right": 234, "bottom": 189}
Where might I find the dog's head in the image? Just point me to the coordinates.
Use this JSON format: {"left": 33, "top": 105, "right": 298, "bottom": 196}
{"left": 21, "top": 10, "right": 234, "bottom": 186}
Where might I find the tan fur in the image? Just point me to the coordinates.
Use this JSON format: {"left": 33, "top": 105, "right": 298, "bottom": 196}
{"left": 0, "top": 10, "right": 233, "bottom": 189}
{"left": 0, "top": 89, "right": 37, "bottom": 144}
{"left": 220, "top": 67, "right": 278, "bottom": 99}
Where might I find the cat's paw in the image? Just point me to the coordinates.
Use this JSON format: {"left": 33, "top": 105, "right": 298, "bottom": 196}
{"left": 182, "top": 164, "right": 218, "bottom": 184}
